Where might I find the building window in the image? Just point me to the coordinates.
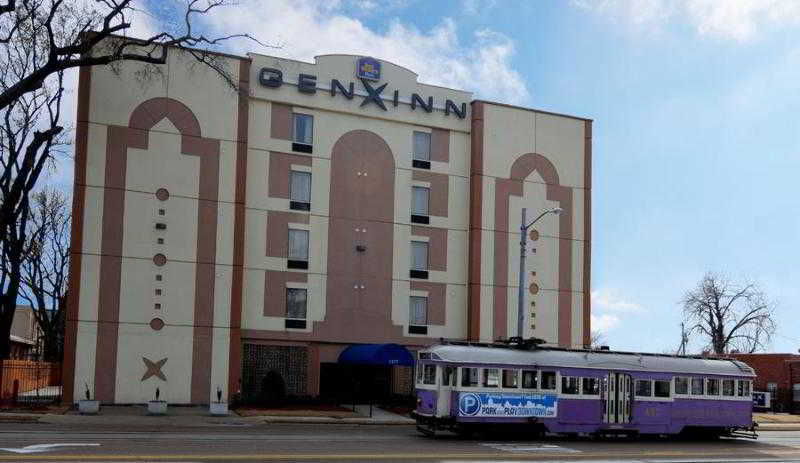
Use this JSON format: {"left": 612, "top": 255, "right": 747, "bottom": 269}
{"left": 289, "top": 170, "right": 311, "bottom": 211}
{"left": 461, "top": 367, "right": 479, "bottom": 387}
{"left": 522, "top": 370, "right": 538, "bottom": 389}
{"left": 287, "top": 229, "right": 309, "bottom": 269}
{"left": 583, "top": 378, "right": 600, "bottom": 395}
{"left": 561, "top": 376, "right": 579, "bottom": 395}
{"left": 767, "top": 382, "right": 778, "bottom": 392}
{"left": 411, "top": 186, "right": 429, "bottom": 216}
{"left": 541, "top": 371, "right": 557, "bottom": 390}
{"left": 483, "top": 368, "right": 500, "bottom": 388}
{"left": 635, "top": 379, "right": 652, "bottom": 397}
{"left": 286, "top": 288, "right": 307, "bottom": 321}
{"left": 654, "top": 380, "right": 671, "bottom": 398}
{"left": 675, "top": 377, "right": 689, "bottom": 395}
{"left": 691, "top": 377, "right": 704, "bottom": 395}
{"left": 292, "top": 113, "right": 313, "bottom": 153}
{"left": 412, "top": 131, "right": 431, "bottom": 169}
{"left": 409, "top": 296, "right": 427, "bottom": 326}
{"left": 409, "top": 241, "right": 428, "bottom": 279}
{"left": 707, "top": 378, "right": 720, "bottom": 396}
{"left": 793, "top": 383, "right": 800, "bottom": 402}
{"left": 723, "top": 379, "right": 736, "bottom": 396}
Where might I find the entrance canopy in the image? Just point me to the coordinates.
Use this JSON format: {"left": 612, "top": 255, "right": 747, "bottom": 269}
{"left": 338, "top": 343, "right": 414, "bottom": 367}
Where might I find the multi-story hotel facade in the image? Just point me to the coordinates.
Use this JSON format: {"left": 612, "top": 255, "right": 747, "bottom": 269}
{"left": 64, "top": 42, "right": 592, "bottom": 404}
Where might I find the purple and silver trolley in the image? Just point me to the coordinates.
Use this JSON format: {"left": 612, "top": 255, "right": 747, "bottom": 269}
{"left": 412, "top": 342, "right": 756, "bottom": 438}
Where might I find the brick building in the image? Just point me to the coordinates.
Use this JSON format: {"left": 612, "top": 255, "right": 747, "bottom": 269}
{"left": 731, "top": 353, "right": 800, "bottom": 413}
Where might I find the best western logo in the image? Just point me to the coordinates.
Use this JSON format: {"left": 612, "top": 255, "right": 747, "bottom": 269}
{"left": 258, "top": 67, "right": 467, "bottom": 119}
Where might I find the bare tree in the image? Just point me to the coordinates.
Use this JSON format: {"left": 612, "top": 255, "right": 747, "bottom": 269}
{"left": 682, "top": 272, "right": 776, "bottom": 355}
{"left": 1, "top": 0, "right": 265, "bottom": 358}
{"left": 589, "top": 331, "right": 607, "bottom": 350}
{"left": 20, "top": 188, "right": 69, "bottom": 361}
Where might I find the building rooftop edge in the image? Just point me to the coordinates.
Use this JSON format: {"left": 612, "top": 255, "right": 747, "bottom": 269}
{"left": 472, "top": 99, "right": 593, "bottom": 123}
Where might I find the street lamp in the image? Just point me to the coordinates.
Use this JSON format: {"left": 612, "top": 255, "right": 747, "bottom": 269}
{"left": 516, "top": 206, "right": 563, "bottom": 339}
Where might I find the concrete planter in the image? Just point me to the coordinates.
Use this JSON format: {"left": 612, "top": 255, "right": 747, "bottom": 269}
{"left": 78, "top": 400, "right": 100, "bottom": 415}
{"left": 209, "top": 402, "right": 229, "bottom": 416}
{"left": 147, "top": 400, "right": 168, "bottom": 415}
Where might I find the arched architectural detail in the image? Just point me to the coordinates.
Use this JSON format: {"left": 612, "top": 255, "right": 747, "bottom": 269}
{"left": 493, "top": 153, "right": 574, "bottom": 346}
{"left": 95, "top": 97, "right": 221, "bottom": 403}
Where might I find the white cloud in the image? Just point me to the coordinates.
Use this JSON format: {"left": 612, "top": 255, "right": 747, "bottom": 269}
{"left": 590, "top": 289, "right": 643, "bottom": 313}
{"left": 591, "top": 314, "right": 621, "bottom": 333}
{"left": 201, "top": 0, "right": 530, "bottom": 104}
{"left": 462, "top": 0, "right": 497, "bottom": 15}
{"left": 573, "top": 0, "right": 800, "bottom": 41}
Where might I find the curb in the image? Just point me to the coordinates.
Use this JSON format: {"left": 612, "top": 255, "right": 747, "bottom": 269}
{"left": 261, "top": 416, "right": 415, "bottom": 425}
{"left": 757, "top": 423, "right": 800, "bottom": 431}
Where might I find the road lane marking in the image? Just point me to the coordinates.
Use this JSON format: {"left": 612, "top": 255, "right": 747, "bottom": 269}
{"left": 0, "top": 443, "right": 100, "bottom": 454}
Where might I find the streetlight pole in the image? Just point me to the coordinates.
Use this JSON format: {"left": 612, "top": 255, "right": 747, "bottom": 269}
{"left": 517, "top": 207, "right": 563, "bottom": 339}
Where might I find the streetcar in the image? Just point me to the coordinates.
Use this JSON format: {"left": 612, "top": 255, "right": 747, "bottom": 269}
{"left": 412, "top": 340, "right": 757, "bottom": 438}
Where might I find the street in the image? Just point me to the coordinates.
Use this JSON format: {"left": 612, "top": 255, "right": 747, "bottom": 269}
{"left": 0, "top": 423, "right": 799, "bottom": 462}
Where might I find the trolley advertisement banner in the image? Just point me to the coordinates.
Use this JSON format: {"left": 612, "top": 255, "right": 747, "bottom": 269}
{"left": 457, "top": 392, "right": 558, "bottom": 418}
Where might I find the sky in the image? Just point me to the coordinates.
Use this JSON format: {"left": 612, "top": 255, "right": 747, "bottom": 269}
{"left": 71, "top": 0, "right": 800, "bottom": 354}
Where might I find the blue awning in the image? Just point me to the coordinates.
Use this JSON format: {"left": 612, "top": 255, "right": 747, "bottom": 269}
{"left": 338, "top": 343, "right": 415, "bottom": 366}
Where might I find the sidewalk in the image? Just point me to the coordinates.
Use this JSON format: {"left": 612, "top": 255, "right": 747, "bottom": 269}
{"left": 755, "top": 412, "right": 800, "bottom": 431}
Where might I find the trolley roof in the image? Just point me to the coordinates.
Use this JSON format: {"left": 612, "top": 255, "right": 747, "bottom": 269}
{"left": 421, "top": 344, "right": 755, "bottom": 377}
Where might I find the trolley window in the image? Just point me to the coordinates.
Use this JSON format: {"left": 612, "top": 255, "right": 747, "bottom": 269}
{"left": 522, "top": 370, "right": 539, "bottom": 389}
{"left": 416, "top": 365, "right": 424, "bottom": 385}
{"left": 675, "top": 377, "right": 689, "bottom": 395}
{"left": 691, "top": 377, "right": 704, "bottom": 395}
{"left": 722, "top": 379, "right": 735, "bottom": 396}
{"left": 461, "top": 367, "right": 479, "bottom": 387}
{"left": 443, "top": 366, "right": 456, "bottom": 386}
{"left": 483, "top": 368, "right": 500, "bottom": 388}
{"left": 635, "top": 379, "right": 652, "bottom": 397}
{"left": 738, "top": 380, "right": 751, "bottom": 397}
{"left": 561, "top": 376, "right": 579, "bottom": 395}
{"left": 541, "top": 371, "right": 557, "bottom": 390}
{"left": 582, "top": 377, "right": 600, "bottom": 395}
{"left": 423, "top": 364, "right": 437, "bottom": 385}
{"left": 502, "top": 370, "right": 519, "bottom": 389}
{"left": 706, "top": 378, "right": 720, "bottom": 396}
{"left": 654, "top": 380, "right": 671, "bottom": 398}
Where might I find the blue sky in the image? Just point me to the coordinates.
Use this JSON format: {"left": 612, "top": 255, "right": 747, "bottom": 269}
{"left": 125, "top": 0, "right": 800, "bottom": 353}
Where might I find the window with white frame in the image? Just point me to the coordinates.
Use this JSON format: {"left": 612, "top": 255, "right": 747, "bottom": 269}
{"left": 483, "top": 368, "right": 500, "bottom": 388}
{"left": 413, "top": 131, "right": 431, "bottom": 161}
{"left": 423, "top": 364, "right": 436, "bottom": 385}
{"left": 443, "top": 366, "right": 456, "bottom": 386}
{"left": 541, "top": 371, "right": 557, "bottom": 390}
{"left": 411, "top": 186, "right": 429, "bottom": 216}
{"left": 707, "top": 378, "right": 720, "bottom": 396}
{"left": 461, "top": 367, "right": 479, "bottom": 387}
{"left": 292, "top": 113, "right": 313, "bottom": 145}
{"left": 288, "top": 229, "right": 309, "bottom": 261}
{"left": 635, "top": 379, "right": 652, "bottom": 397}
{"left": 502, "top": 370, "right": 519, "bottom": 389}
{"left": 561, "top": 376, "right": 579, "bottom": 395}
{"left": 691, "top": 377, "right": 705, "bottom": 395}
{"left": 289, "top": 170, "right": 311, "bottom": 208}
{"left": 738, "top": 380, "right": 751, "bottom": 397}
{"left": 675, "top": 377, "right": 689, "bottom": 395}
{"left": 722, "top": 379, "right": 736, "bottom": 396}
{"left": 583, "top": 378, "right": 600, "bottom": 395}
{"left": 286, "top": 288, "right": 307, "bottom": 319}
{"left": 654, "top": 380, "right": 671, "bottom": 398}
{"left": 409, "top": 296, "right": 427, "bottom": 326}
{"left": 767, "top": 382, "right": 778, "bottom": 392}
{"left": 410, "top": 241, "right": 428, "bottom": 271}
{"left": 522, "top": 370, "right": 539, "bottom": 389}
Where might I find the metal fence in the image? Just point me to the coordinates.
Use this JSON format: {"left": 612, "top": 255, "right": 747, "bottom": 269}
{"left": 0, "top": 360, "right": 62, "bottom": 405}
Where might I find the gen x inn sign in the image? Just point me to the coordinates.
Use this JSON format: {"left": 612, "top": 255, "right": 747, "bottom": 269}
{"left": 258, "top": 65, "right": 468, "bottom": 119}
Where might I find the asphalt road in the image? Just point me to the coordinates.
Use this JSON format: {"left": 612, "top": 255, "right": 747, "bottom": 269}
{"left": 0, "top": 423, "right": 799, "bottom": 462}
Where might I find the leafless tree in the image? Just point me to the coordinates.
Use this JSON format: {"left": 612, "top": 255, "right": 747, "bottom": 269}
{"left": 0, "top": 0, "right": 265, "bottom": 358}
{"left": 20, "top": 188, "right": 69, "bottom": 361}
{"left": 589, "top": 331, "right": 607, "bottom": 350}
{"left": 682, "top": 272, "right": 776, "bottom": 355}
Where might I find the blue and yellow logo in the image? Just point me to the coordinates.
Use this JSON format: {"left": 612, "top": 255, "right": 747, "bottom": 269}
{"left": 356, "top": 57, "right": 381, "bottom": 81}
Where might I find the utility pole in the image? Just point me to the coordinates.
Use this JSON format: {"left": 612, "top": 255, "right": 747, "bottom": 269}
{"left": 678, "top": 322, "right": 688, "bottom": 356}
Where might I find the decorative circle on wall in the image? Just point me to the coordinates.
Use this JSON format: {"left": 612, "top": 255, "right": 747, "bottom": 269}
{"left": 153, "top": 253, "right": 167, "bottom": 266}
{"left": 155, "top": 188, "right": 170, "bottom": 201}
{"left": 529, "top": 229, "right": 539, "bottom": 241}
{"left": 149, "top": 318, "right": 165, "bottom": 331}
{"left": 529, "top": 283, "right": 540, "bottom": 295}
